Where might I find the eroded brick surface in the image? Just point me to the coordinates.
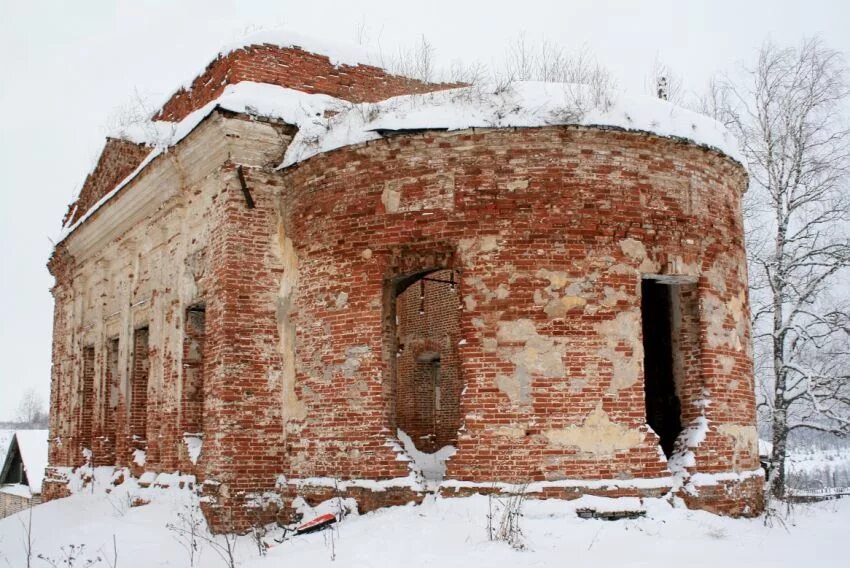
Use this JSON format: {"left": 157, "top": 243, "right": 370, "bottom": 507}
{"left": 45, "top": 49, "right": 763, "bottom": 533}
{"left": 62, "top": 138, "right": 151, "bottom": 227}
{"left": 155, "top": 44, "right": 459, "bottom": 122}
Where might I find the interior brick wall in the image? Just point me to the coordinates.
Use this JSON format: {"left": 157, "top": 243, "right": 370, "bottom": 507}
{"left": 181, "top": 307, "right": 206, "bottom": 437}
{"left": 79, "top": 346, "right": 95, "bottom": 458}
{"left": 130, "top": 328, "right": 150, "bottom": 447}
{"left": 672, "top": 284, "right": 703, "bottom": 432}
{"left": 395, "top": 269, "right": 462, "bottom": 452}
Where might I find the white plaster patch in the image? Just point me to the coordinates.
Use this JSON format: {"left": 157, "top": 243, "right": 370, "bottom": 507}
{"left": 619, "top": 238, "right": 647, "bottom": 261}
{"left": 718, "top": 355, "right": 735, "bottom": 375}
{"left": 495, "top": 319, "right": 568, "bottom": 405}
{"left": 703, "top": 291, "right": 747, "bottom": 351}
{"left": 596, "top": 311, "right": 643, "bottom": 393}
{"left": 505, "top": 179, "right": 529, "bottom": 191}
{"left": 458, "top": 235, "right": 500, "bottom": 263}
{"left": 536, "top": 268, "right": 569, "bottom": 290}
{"left": 544, "top": 403, "right": 643, "bottom": 455}
{"left": 276, "top": 219, "right": 307, "bottom": 426}
{"left": 381, "top": 186, "right": 401, "bottom": 213}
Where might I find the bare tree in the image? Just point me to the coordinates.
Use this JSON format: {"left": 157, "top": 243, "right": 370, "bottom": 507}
{"left": 19, "top": 503, "right": 34, "bottom": 568}
{"left": 387, "top": 35, "right": 435, "bottom": 83}
{"left": 647, "top": 57, "right": 684, "bottom": 104}
{"left": 494, "top": 35, "right": 615, "bottom": 117}
{"left": 721, "top": 38, "right": 850, "bottom": 498}
{"left": 15, "top": 388, "right": 48, "bottom": 428}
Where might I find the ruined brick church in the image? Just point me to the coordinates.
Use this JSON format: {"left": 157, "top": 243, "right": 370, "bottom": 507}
{"left": 44, "top": 32, "right": 764, "bottom": 531}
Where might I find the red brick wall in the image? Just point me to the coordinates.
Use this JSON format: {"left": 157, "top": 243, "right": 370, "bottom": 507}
{"left": 63, "top": 138, "right": 150, "bottom": 227}
{"left": 155, "top": 44, "right": 459, "bottom": 122}
{"left": 181, "top": 306, "right": 205, "bottom": 437}
{"left": 92, "top": 338, "right": 120, "bottom": 466}
{"left": 197, "top": 164, "right": 287, "bottom": 529}
{"left": 395, "top": 269, "right": 462, "bottom": 452}
{"left": 130, "top": 328, "right": 150, "bottom": 445}
{"left": 79, "top": 346, "right": 95, "bottom": 458}
{"left": 45, "top": 121, "right": 761, "bottom": 526}
{"left": 46, "top": 246, "right": 74, "bottom": 469}
{"left": 279, "top": 126, "right": 759, "bottom": 505}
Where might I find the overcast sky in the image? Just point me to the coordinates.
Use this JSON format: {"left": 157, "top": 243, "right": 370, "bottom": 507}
{"left": 0, "top": 0, "right": 848, "bottom": 421}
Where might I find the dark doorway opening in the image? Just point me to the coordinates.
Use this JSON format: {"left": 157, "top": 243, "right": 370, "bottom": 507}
{"left": 392, "top": 269, "right": 462, "bottom": 454}
{"left": 641, "top": 279, "right": 683, "bottom": 458}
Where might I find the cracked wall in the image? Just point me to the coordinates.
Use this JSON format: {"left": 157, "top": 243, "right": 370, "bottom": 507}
{"left": 280, "top": 125, "right": 759, "bottom": 507}
{"left": 48, "top": 120, "right": 761, "bottom": 524}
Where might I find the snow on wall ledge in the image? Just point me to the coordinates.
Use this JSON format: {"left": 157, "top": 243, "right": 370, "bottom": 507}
{"left": 57, "top": 80, "right": 743, "bottom": 243}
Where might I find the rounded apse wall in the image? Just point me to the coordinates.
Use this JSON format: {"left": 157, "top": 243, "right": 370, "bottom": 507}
{"left": 278, "top": 125, "right": 758, "bottom": 506}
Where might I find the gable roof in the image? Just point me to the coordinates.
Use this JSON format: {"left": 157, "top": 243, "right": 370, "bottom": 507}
{"left": 0, "top": 429, "right": 13, "bottom": 469}
{"left": 0, "top": 430, "right": 49, "bottom": 495}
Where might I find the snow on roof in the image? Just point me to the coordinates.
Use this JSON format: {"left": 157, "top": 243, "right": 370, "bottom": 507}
{"left": 13, "top": 430, "right": 49, "bottom": 494}
{"left": 60, "top": 80, "right": 743, "bottom": 244}
{"left": 58, "top": 84, "right": 343, "bottom": 242}
{"left": 0, "top": 483, "right": 33, "bottom": 499}
{"left": 284, "top": 80, "right": 745, "bottom": 166}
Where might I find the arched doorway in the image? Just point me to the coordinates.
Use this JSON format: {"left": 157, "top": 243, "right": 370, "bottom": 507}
{"left": 391, "top": 269, "right": 462, "bottom": 454}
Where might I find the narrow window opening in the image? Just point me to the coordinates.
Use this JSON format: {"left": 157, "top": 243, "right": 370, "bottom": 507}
{"left": 80, "top": 346, "right": 95, "bottom": 453}
{"left": 641, "top": 279, "right": 683, "bottom": 458}
{"left": 182, "top": 305, "right": 206, "bottom": 438}
{"left": 104, "top": 337, "right": 120, "bottom": 461}
{"left": 130, "top": 327, "right": 150, "bottom": 444}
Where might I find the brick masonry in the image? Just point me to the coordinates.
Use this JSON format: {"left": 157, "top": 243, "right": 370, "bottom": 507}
{"left": 63, "top": 138, "right": 151, "bottom": 227}
{"left": 395, "top": 269, "right": 463, "bottom": 452}
{"left": 154, "top": 43, "right": 459, "bottom": 122}
{"left": 0, "top": 491, "right": 42, "bottom": 520}
{"left": 44, "top": 45, "right": 763, "bottom": 533}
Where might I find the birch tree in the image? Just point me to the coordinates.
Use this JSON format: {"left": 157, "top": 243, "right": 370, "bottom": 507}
{"left": 722, "top": 38, "right": 850, "bottom": 498}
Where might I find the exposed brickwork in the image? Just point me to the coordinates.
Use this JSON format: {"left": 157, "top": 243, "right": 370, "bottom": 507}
{"left": 180, "top": 306, "right": 205, "bottom": 469}
{"left": 681, "top": 475, "right": 765, "bottom": 517}
{"left": 62, "top": 138, "right": 150, "bottom": 227}
{"left": 79, "top": 346, "right": 95, "bottom": 458}
{"left": 92, "top": 337, "right": 119, "bottom": 466}
{"left": 277, "top": 126, "right": 761, "bottom": 514}
{"left": 395, "top": 269, "right": 462, "bottom": 452}
{"left": 154, "top": 44, "right": 459, "bottom": 122}
{"left": 46, "top": 51, "right": 763, "bottom": 532}
{"left": 61, "top": 43, "right": 456, "bottom": 249}
{"left": 0, "top": 492, "right": 42, "bottom": 520}
{"left": 130, "top": 328, "right": 150, "bottom": 446}
{"left": 277, "top": 484, "right": 424, "bottom": 525}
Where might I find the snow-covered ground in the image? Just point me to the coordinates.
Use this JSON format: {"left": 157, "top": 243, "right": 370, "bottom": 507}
{"left": 0, "top": 468, "right": 848, "bottom": 567}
